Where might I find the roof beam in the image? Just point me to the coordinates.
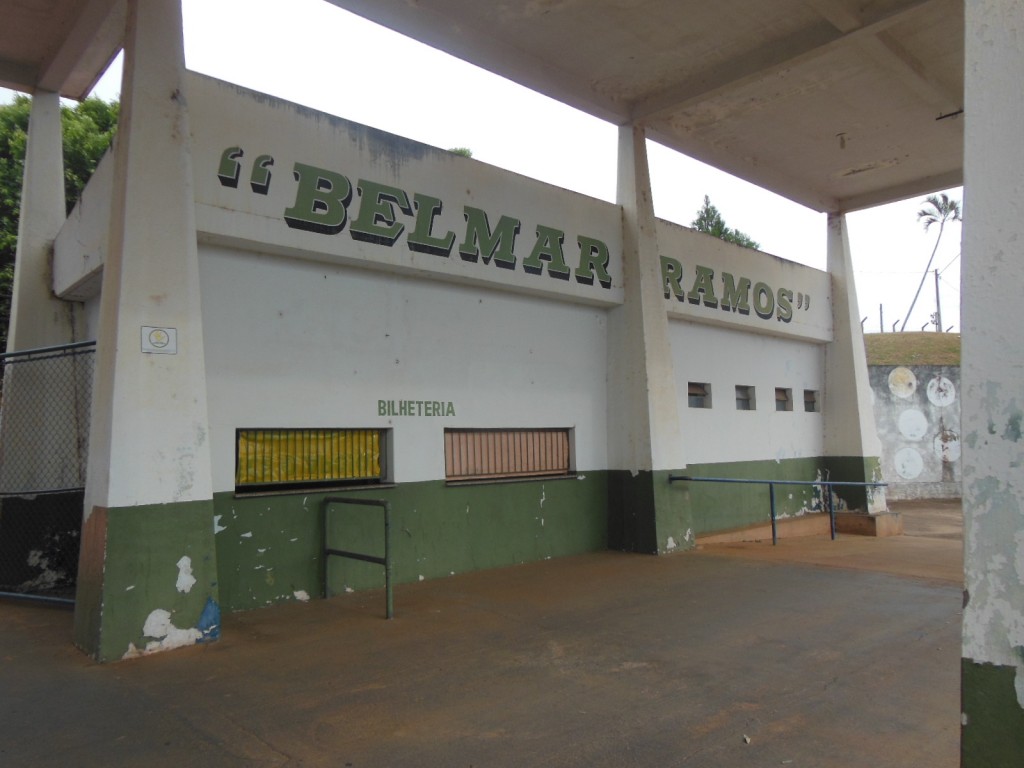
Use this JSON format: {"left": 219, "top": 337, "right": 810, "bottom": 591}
{"left": 630, "top": 0, "right": 938, "bottom": 123}
{"left": 807, "top": 0, "right": 960, "bottom": 112}
{"left": 836, "top": 166, "right": 963, "bottom": 212}
{"left": 0, "top": 59, "right": 39, "bottom": 94}
{"left": 37, "top": 0, "right": 124, "bottom": 99}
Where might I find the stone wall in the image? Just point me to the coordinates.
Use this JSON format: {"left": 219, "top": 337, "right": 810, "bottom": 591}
{"left": 869, "top": 364, "right": 960, "bottom": 500}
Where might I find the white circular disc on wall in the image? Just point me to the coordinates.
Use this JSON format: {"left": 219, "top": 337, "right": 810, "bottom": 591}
{"left": 934, "top": 430, "right": 961, "bottom": 462}
{"left": 898, "top": 408, "right": 930, "bottom": 440}
{"left": 888, "top": 367, "right": 917, "bottom": 399}
{"left": 926, "top": 376, "right": 957, "bottom": 407}
{"left": 894, "top": 447, "right": 924, "bottom": 479}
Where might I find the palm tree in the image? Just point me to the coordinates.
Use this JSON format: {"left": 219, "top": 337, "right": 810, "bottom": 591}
{"left": 899, "top": 193, "right": 961, "bottom": 332}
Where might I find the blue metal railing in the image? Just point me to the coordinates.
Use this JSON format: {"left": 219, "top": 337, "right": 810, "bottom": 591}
{"left": 321, "top": 497, "right": 393, "bottom": 618}
{"left": 667, "top": 476, "right": 887, "bottom": 545}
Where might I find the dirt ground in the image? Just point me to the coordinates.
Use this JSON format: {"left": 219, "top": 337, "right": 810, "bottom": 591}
{"left": 0, "top": 501, "right": 963, "bottom": 767}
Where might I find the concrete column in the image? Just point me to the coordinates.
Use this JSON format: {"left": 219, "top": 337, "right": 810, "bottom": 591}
{"left": 5, "top": 90, "right": 74, "bottom": 351}
{"left": 0, "top": 91, "right": 84, "bottom": 495}
{"left": 75, "top": 0, "right": 219, "bottom": 661}
{"left": 960, "top": 1, "right": 1024, "bottom": 762}
{"left": 822, "top": 212, "right": 885, "bottom": 513}
{"left": 606, "top": 123, "right": 689, "bottom": 553}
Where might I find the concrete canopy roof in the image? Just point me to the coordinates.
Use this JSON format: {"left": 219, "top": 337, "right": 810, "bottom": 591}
{"left": 327, "top": 0, "right": 964, "bottom": 213}
{"left": 0, "top": 0, "right": 963, "bottom": 213}
{"left": 0, "top": 0, "right": 125, "bottom": 102}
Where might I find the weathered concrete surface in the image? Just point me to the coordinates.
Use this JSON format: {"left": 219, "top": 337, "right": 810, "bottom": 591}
{"left": 0, "top": 502, "right": 961, "bottom": 767}
{"left": 701, "top": 500, "right": 962, "bottom": 585}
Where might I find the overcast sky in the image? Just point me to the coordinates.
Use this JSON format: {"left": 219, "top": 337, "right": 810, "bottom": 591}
{"left": 3, "top": 0, "right": 963, "bottom": 332}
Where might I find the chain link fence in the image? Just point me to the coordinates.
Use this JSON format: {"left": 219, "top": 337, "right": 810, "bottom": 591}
{"left": 0, "top": 341, "right": 95, "bottom": 601}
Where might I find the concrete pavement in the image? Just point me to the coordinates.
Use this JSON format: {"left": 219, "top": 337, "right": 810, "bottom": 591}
{"left": 0, "top": 502, "right": 962, "bottom": 767}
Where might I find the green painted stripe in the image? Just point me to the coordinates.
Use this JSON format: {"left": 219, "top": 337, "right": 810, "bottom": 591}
{"left": 961, "top": 658, "right": 1024, "bottom": 767}
{"left": 213, "top": 475, "right": 609, "bottom": 612}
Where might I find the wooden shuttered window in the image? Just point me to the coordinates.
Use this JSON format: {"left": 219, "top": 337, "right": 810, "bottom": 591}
{"left": 735, "top": 385, "right": 755, "bottom": 411}
{"left": 444, "top": 428, "right": 572, "bottom": 482}
{"left": 688, "top": 382, "right": 711, "bottom": 409}
{"left": 235, "top": 428, "right": 386, "bottom": 490}
{"left": 775, "top": 387, "right": 793, "bottom": 412}
{"left": 804, "top": 389, "right": 819, "bottom": 413}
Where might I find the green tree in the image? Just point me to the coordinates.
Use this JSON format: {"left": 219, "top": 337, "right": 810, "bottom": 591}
{"left": 0, "top": 95, "right": 118, "bottom": 351}
{"left": 691, "top": 195, "right": 759, "bottom": 249}
{"left": 448, "top": 147, "right": 473, "bottom": 158}
{"left": 899, "top": 192, "right": 961, "bottom": 332}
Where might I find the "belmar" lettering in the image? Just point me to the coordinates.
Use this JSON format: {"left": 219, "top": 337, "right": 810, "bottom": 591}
{"left": 378, "top": 399, "right": 456, "bottom": 417}
{"left": 216, "top": 148, "right": 614, "bottom": 290}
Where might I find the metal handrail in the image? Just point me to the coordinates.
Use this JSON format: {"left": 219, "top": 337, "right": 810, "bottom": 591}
{"left": 321, "top": 496, "right": 393, "bottom": 618}
{"left": 0, "top": 340, "right": 96, "bottom": 362}
{"left": 667, "top": 476, "right": 887, "bottom": 545}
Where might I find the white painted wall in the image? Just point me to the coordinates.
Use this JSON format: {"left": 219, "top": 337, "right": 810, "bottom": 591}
{"left": 200, "top": 245, "right": 609, "bottom": 491}
{"left": 669, "top": 320, "right": 825, "bottom": 465}
{"left": 49, "top": 71, "right": 839, "bottom": 493}
{"left": 53, "top": 148, "right": 113, "bottom": 301}
{"left": 188, "top": 73, "right": 624, "bottom": 310}
{"left": 658, "top": 220, "right": 832, "bottom": 343}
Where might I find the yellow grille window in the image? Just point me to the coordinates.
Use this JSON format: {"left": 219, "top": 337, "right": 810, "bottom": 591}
{"left": 235, "top": 428, "right": 387, "bottom": 490}
{"left": 444, "top": 428, "right": 572, "bottom": 482}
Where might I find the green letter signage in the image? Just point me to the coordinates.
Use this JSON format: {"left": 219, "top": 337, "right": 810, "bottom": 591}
{"left": 753, "top": 281, "right": 775, "bottom": 319}
{"left": 661, "top": 256, "right": 685, "bottom": 301}
{"left": 350, "top": 179, "right": 413, "bottom": 246}
{"left": 575, "top": 235, "right": 612, "bottom": 288}
{"left": 459, "top": 207, "right": 520, "bottom": 269}
{"left": 523, "top": 225, "right": 571, "bottom": 280}
{"left": 408, "top": 193, "right": 456, "bottom": 257}
{"left": 284, "top": 163, "right": 353, "bottom": 235}
{"left": 687, "top": 265, "right": 719, "bottom": 308}
{"left": 720, "top": 272, "right": 751, "bottom": 315}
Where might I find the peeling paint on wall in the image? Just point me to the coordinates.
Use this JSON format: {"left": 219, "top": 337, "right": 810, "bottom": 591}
{"left": 176, "top": 555, "right": 196, "bottom": 593}
{"left": 123, "top": 598, "right": 220, "bottom": 658}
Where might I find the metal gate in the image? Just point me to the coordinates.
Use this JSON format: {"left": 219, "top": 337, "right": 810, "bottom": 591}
{"left": 0, "top": 341, "right": 95, "bottom": 602}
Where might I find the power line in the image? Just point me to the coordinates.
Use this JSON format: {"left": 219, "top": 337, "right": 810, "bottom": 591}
{"left": 939, "top": 252, "right": 961, "bottom": 275}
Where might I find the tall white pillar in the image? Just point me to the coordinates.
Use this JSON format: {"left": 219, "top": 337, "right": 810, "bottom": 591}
{"left": 75, "top": 0, "right": 218, "bottom": 661}
{"left": 960, "top": 1, "right": 1024, "bottom": 761}
{"left": 84, "top": 0, "right": 212, "bottom": 513}
{"left": 5, "top": 90, "right": 75, "bottom": 351}
{"left": 606, "top": 124, "right": 687, "bottom": 553}
{"left": 0, "top": 91, "right": 83, "bottom": 494}
{"left": 823, "top": 212, "right": 885, "bottom": 513}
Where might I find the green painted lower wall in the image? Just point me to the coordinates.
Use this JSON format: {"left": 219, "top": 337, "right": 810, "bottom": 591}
{"left": 69, "top": 456, "right": 884, "bottom": 652}
{"left": 676, "top": 457, "right": 834, "bottom": 535}
{"left": 73, "top": 500, "right": 219, "bottom": 662}
{"left": 213, "top": 474, "right": 609, "bottom": 612}
{"left": 607, "top": 470, "right": 693, "bottom": 555}
{"left": 214, "top": 456, "right": 881, "bottom": 610}
{"left": 822, "top": 455, "right": 884, "bottom": 511}
{"left": 961, "top": 659, "right": 1024, "bottom": 767}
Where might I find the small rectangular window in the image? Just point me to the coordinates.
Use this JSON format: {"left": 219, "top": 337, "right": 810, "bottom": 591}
{"left": 688, "top": 382, "right": 711, "bottom": 409}
{"left": 775, "top": 387, "right": 793, "bottom": 412}
{"left": 235, "top": 428, "right": 387, "bottom": 491}
{"left": 444, "top": 428, "right": 571, "bottom": 482}
{"left": 735, "top": 385, "right": 756, "bottom": 411}
{"left": 804, "top": 389, "right": 819, "bottom": 413}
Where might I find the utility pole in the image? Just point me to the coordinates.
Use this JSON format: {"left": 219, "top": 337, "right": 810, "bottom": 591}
{"left": 933, "top": 268, "right": 943, "bottom": 332}
{"left": 879, "top": 303, "right": 884, "bottom": 333}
